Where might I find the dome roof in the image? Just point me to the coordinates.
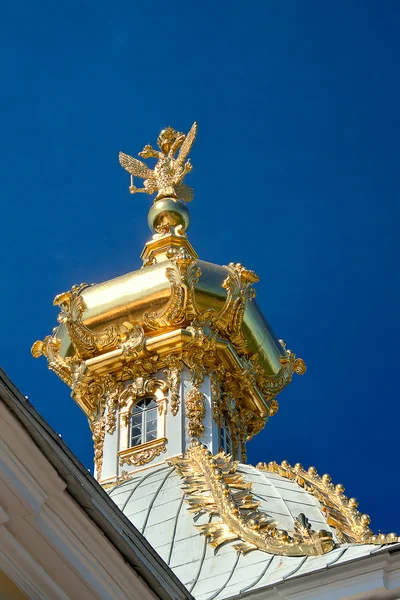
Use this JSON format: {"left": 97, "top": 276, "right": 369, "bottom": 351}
{"left": 109, "top": 462, "right": 380, "bottom": 600}
{"left": 56, "top": 257, "right": 284, "bottom": 378}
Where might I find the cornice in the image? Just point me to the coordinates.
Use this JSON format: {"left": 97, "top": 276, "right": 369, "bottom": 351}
{"left": 0, "top": 368, "right": 193, "bottom": 600}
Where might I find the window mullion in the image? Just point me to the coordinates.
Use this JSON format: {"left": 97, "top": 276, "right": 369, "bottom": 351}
{"left": 142, "top": 408, "right": 146, "bottom": 444}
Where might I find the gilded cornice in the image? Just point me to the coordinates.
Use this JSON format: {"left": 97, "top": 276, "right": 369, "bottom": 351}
{"left": 257, "top": 461, "right": 399, "bottom": 546}
{"left": 32, "top": 307, "right": 305, "bottom": 445}
{"left": 170, "top": 444, "right": 335, "bottom": 556}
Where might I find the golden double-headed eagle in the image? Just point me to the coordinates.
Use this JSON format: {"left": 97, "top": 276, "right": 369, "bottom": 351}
{"left": 119, "top": 122, "right": 197, "bottom": 203}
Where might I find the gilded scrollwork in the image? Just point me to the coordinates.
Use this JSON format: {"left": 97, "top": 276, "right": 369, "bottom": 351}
{"left": 257, "top": 461, "right": 399, "bottom": 546}
{"left": 121, "top": 355, "right": 160, "bottom": 380}
{"left": 119, "top": 376, "right": 168, "bottom": 409}
{"left": 119, "top": 437, "right": 167, "bottom": 467}
{"left": 117, "top": 323, "right": 146, "bottom": 359}
{"left": 144, "top": 248, "right": 201, "bottom": 329}
{"left": 53, "top": 283, "right": 136, "bottom": 360}
{"left": 31, "top": 334, "right": 74, "bottom": 387}
{"left": 171, "top": 445, "right": 335, "bottom": 556}
{"left": 213, "top": 263, "right": 259, "bottom": 352}
{"left": 245, "top": 350, "right": 306, "bottom": 404}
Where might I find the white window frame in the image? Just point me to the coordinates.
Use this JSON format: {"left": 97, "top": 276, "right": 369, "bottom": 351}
{"left": 130, "top": 397, "right": 158, "bottom": 447}
{"left": 220, "top": 416, "right": 233, "bottom": 455}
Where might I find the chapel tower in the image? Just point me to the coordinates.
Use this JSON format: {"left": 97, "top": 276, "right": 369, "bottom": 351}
{"left": 32, "top": 125, "right": 397, "bottom": 582}
{"left": 32, "top": 122, "right": 304, "bottom": 485}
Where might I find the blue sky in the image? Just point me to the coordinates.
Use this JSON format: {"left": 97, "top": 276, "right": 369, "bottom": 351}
{"left": 1, "top": 1, "right": 400, "bottom": 534}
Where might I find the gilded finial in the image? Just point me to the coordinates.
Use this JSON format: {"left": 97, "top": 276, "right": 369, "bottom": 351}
{"left": 119, "top": 122, "right": 197, "bottom": 203}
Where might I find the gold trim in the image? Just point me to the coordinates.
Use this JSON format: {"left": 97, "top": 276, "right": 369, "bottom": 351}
{"left": 257, "top": 461, "right": 399, "bottom": 545}
{"left": 118, "top": 437, "right": 168, "bottom": 467}
{"left": 171, "top": 445, "right": 335, "bottom": 556}
{"left": 164, "top": 355, "right": 183, "bottom": 416}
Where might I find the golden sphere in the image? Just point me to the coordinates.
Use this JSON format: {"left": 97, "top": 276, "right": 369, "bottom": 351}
{"left": 322, "top": 474, "right": 331, "bottom": 484}
{"left": 335, "top": 484, "right": 345, "bottom": 494}
{"left": 294, "top": 463, "right": 303, "bottom": 471}
{"left": 348, "top": 498, "right": 358, "bottom": 508}
{"left": 281, "top": 460, "right": 289, "bottom": 469}
{"left": 386, "top": 533, "right": 398, "bottom": 543}
{"left": 360, "top": 514, "right": 371, "bottom": 526}
{"left": 148, "top": 198, "right": 190, "bottom": 233}
{"left": 308, "top": 466, "right": 317, "bottom": 475}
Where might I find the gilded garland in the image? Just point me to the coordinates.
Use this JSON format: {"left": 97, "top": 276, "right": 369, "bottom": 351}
{"left": 257, "top": 461, "right": 399, "bottom": 546}
{"left": 171, "top": 444, "right": 335, "bottom": 556}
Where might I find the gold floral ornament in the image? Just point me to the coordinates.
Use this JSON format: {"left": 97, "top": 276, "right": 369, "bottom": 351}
{"left": 119, "top": 122, "right": 197, "bottom": 203}
{"left": 171, "top": 444, "right": 335, "bottom": 556}
{"left": 257, "top": 461, "right": 399, "bottom": 546}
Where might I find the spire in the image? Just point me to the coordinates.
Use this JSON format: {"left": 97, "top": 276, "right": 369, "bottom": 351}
{"left": 119, "top": 123, "right": 197, "bottom": 265}
{"left": 31, "top": 123, "right": 305, "bottom": 485}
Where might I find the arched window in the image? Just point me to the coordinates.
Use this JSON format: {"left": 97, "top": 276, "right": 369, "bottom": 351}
{"left": 130, "top": 398, "right": 158, "bottom": 447}
{"left": 220, "top": 416, "right": 233, "bottom": 455}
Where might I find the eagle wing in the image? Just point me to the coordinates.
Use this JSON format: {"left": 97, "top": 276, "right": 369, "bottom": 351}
{"left": 119, "top": 152, "right": 153, "bottom": 179}
{"left": 177, "top": 122, "right": 197, "bottom": 166}
{"left": 176, "top": 183, "right": 194, "bottom": 203}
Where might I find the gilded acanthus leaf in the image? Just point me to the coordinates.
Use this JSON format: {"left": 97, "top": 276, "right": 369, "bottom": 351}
{"left": 171, "top": 445, "right": 335, "bottom": 556}
{"left": 144, "top": 249, "right": 201, "bottom": 329}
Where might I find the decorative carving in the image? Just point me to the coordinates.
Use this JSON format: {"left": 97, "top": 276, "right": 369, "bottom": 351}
{"left": 184, "top": 316, "right": 218, "bottom": 370}
{"left": 53, "top": 283, "right": 135, "bottom": 359}
{"left": 91, "top": 415, "right": 106, "bottom": 478}
{"left": 119, "top": 122, "right": 197, "bottom": 203}
{"left": 164, "top": 356, "right": 183, "bottom": 416}
{"left": 121, "top": 355, "right": 160, "bottom": 380}
{"left": 171, "top": 445, "right": 335, "bottom": 556}
{"left": 31, "top": 334, "right": 74, "bottom": 387}
{"left": 257, "top": 461, "right": 399, "bottom": 546}
{"left": 117, "top": 323, "right": 146, "bottom": 358}
{"left": 210, "top": 370, "right": 224, "bottom": 425}
{"left": 214, "top": 263, "right": 259, "bottom": 352}
{"left": 105, "top": 376, "right": 124, "bottom": 435}
{"left": 246, "top": 350, "right": 306, "bottom": 404}
{"left": 119, "top": 377, "right": 168, "bottom": 408}
{"left": 185, "top": 388, "right": 206, "bottom": 439}
{"left": 144, "top": 249, "right": 201, "bottom": 329}
{"left": 119, "top": 437, "right": 167, "bottom": 467}
{"left": 70, "top": 368, "right": 113, "bottom": 422}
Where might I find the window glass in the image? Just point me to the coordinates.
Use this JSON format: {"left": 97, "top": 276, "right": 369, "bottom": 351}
{"left": 220, "top": 417, "right": 233, "bottom": 455}
{"left": 130, "top": 398, "right": 158, "bottom": 446}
